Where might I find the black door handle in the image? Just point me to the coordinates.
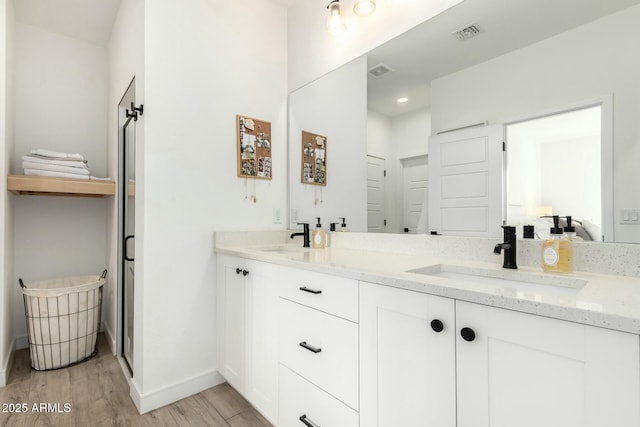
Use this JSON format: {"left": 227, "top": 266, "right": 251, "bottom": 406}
{"left": 460, "top": 327, "right": 476, "bottom": 342}
{"left": 431, "top": 319, "right": 444, "bottom": 333}
{"left": 124, "top": 235, "right": 135, "bottom": 261}
{"left": 236, "top": 268, "right": 242, "bottom": 275}
{"left": 242, "top": 269, "right": 249, "bottom": 276}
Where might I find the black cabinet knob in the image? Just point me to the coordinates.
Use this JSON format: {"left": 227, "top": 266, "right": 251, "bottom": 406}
{"left": 430, "top": 319, "right": 444, "bottom": 333}
{"left": 242, "top": 269, "right": 249, "bottom": 277}
{"left": 460, "top": 327, "right": 476, "bottom": 342}
{"left": 235, "top": 268, "right": 242, "bottom": 275}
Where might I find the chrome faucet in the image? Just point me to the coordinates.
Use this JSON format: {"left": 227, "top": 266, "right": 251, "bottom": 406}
{"left": 494, "top": 225, "right": 517, "bottom": 269}
{"left": 290, "top": 223, "right": 310, "bottom": 248}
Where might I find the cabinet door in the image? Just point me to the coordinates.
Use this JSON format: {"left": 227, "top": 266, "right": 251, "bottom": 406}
{"left": 217, "top": 255, "right": 246, "bottom": 393}
{"left": 456, "top": 301, "right": 640, "bottom": 427}
{"left": 360, "top": 282, "right": 456, "bottom": 427}
{"left": 245, "top": 260, "right": 279, "bottom": 424}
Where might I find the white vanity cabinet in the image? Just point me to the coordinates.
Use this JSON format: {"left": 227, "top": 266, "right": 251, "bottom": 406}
{"left": 360, "top": 281, "right": 640, "bottom": 427}
{"left": 359, "top": 281, "right": 457, "bottom": 427}
{"left": 278, "top": 266, "right": 359, "bottom": 427}
{"left": 456, "top": 300, "right": 640, "bottom": 427}
{"left": 216, "top": 255, "right": 279, "bottom": 424}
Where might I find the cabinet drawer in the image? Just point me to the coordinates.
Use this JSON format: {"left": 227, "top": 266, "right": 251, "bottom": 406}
{"left": 279, "top": 299, "right": 359, "bottom": 410}
{"left": 279, "top": 266, "right": 358, "bottom": 321}
{"left": 279, "top": 364, "right": 358, "bottom": 427}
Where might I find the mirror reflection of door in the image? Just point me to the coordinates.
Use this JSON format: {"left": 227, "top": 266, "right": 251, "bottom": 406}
{"left": 428, "top": 125, "right": 504, "bottom": 237}
{"left": 367, "top": 155, "right": 386, "bottom": 232}
{"left": 506, "top": 106, "right": 603, "bottom": 241}
{"left": 118, "top": 78, "right": 136, "bottom": 373}
{"left": 401, "top": 156, "right": 429, "bottom": 233}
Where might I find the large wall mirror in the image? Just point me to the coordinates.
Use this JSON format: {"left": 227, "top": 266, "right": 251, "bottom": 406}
{"left": 288, "top": 0, "right": 640, "bottom": 243}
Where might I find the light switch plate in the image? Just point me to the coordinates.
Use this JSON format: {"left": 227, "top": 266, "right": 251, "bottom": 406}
{"left": 273, "top": 208, "right": 282, "bottom": 224}
{"left": 620, "top": 209, "right": 640, "bottom": 224}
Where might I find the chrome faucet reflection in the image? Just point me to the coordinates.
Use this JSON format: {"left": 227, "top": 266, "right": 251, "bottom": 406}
{"left": 290, "top": 223, "right": 310, "bottom": 248}
{"left": 494, "top": 225, "right": 517, "bottom": 269}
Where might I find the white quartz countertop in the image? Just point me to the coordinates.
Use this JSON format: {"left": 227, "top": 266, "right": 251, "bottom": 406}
{"left": 216, "top": 243, "right": 640, "bottom": 335}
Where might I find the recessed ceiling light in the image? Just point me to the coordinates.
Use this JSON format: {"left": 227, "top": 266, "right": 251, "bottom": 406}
{"left": 397, "top": 97, "right": 409, "bottom": 103}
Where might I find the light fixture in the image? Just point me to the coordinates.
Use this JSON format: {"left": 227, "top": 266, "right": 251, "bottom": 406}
{"left": 397, "top": 97, "right": 409, "bottom": 103}
{"left": 327, "top": 0, "right": 346, "bottom": 36}
{"left": 353, "top": 0, "right": 376, "bottom": 17}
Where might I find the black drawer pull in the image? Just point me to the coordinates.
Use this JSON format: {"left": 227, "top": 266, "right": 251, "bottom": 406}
{"left": 242, "top": 269, "right": 249, "bottom": 276}
{"left": 431, "top": 319, "right": 444, "bottom": 333}
{"left": 299, "top": 341, "right": 322, "bottom": 354}
{"left": 235, "top": 268, "right": 242, "bottom": 275}
{"left": 299, "top": 286, "right": 322, "bottom": 294}
{"left": 460, "top": 327, "right": 476, "bottom": 342}
{"left": 299, "top": 414, "right": 320, "bottom": 427}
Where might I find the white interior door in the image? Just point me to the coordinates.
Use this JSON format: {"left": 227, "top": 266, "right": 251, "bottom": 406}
{"left": 428, "top": 124, "right": 504, "bottom": 237}
{"left": 402, "top": 156, "right": 428, "bottom": 233}
{"left": 367, "top": 155, "right": 385, "bottom": 232}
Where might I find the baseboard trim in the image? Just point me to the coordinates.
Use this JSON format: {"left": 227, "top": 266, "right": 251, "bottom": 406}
{"left": 1, "top": 337, "right": 16, "bottom": 387}
{"left": 129, "top": 369, "right": 225, "bottom": 414}
{"left": 102, "top": 321, "right": 116, "bottom": 355}
{"left": 14, "top": 335, "right": 28, "bottom": 351}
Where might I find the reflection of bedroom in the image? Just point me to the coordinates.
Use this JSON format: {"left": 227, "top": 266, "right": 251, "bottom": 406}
{"left": 506, "top": 106, "right": 602, "bottom": 240}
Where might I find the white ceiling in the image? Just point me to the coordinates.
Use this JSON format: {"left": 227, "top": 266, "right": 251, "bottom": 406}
{"left": 367, "top": 0, "right": 640, "bottom": 117}
{"left": 13, "top": 0, "right": 122, "bottom": 46}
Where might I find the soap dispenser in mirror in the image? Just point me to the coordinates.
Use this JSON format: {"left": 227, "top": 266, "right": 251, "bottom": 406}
{"left": 312, "top": 217, "right": 328, "bottom": 248}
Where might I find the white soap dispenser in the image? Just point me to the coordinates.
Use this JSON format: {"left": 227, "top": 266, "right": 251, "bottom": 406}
{"left": 311, "top": 217, "right": 328, "bottom": 248}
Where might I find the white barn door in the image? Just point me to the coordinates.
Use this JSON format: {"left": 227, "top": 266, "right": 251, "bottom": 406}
{"left": 428, "top": 125, "right": 503, "bottom": 237}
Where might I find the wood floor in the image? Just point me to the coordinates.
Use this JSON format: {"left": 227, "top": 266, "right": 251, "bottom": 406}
{"left": 0, "top": 334, "right": 272, "bottom": 427}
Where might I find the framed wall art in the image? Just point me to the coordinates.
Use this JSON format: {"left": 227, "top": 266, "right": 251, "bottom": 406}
{"left": 237, "top": 115, "right": 272, "bottom": 179}
{"left": 301, "top": 130, "right": 327, "bottom": 186}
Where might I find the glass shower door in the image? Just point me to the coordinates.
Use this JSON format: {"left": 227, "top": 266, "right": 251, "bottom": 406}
{"left": 118, "top": 78, "right": 137, "bottom": 374}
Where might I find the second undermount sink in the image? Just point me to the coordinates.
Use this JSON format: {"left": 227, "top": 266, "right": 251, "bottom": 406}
{"left": 407, "top": 264, "right": 587, "bottom": 296}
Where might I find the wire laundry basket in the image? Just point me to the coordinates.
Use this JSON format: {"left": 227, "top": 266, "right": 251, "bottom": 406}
{"left": 19, "top": 270, "right": 107, "bottom": 371}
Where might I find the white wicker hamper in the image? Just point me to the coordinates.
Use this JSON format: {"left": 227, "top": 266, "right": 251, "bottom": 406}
{"left": 19, "top": 270, "right": 106, "bottom": 371}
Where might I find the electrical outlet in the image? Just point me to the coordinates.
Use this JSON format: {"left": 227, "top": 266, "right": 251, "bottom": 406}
{"left": 273, "top": 208, "right": 282, "bottom": 224}
{"left": 620, "top": 209, "right": 640, "bottom": 224}
{"left": 291, "top": 209, "right": 299, "bottom": 224}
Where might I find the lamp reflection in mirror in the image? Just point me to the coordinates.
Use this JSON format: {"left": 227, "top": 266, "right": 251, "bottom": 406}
{"left": 353, "top": 0, "right": 376, "bottom": 17}
{"left": 327, "top": 0, "right": 346, "bottom": 36}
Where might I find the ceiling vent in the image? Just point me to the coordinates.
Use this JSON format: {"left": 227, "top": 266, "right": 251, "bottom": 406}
{"left": 368, "top": 63, "right": 394, "bottom": 78}
{"left": 452, "top": 23, "right": 483, "bottom": 41}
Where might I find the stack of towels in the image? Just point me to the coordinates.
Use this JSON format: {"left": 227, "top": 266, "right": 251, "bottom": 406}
{"left": 22, "top": 149, "right": 91, "bottom": 180}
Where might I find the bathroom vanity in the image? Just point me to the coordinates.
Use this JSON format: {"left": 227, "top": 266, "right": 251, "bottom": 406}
{"left": 215, "top": 232, "right": 640, "bottom": 427}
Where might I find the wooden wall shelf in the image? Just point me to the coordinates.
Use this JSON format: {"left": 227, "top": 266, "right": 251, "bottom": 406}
{"left": 7, "top": 175, "right": 116, "bottom": 197}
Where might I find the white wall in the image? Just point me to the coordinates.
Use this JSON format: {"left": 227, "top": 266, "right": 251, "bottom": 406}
{"left": 0, "top": 0, "right": 15, "bottom": 387}
{"left": 289, "top": 56, "right": 368, "bottom": 232}
{"left": 430, "top": 5, "right": 640, "bottom": 243}
{"left": 105, "top": 0, "right": 145, "bottom": 356}
{"left": 11, "top": 23, "right": 109, "bottom": 345}
{"left": 135, "top": 0, "right": 288, "bottom": 412}
{"left": 287, "top": 0, "right": 464, "bottom": 91}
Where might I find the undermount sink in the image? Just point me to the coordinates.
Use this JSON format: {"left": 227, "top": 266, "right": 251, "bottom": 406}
{"left": 407, "top": 264, "right": 587, "bottom": 296}
{"left": 257, "top": 245, "right": 312, "bottom": 254}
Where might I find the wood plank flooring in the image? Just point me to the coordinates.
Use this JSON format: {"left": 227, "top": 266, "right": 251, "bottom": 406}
{"left": 0, "top": 334, "right": 272, "bottom": 427}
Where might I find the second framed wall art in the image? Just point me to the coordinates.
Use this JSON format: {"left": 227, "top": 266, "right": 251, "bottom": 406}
{"left": 301, "top": 130, "right": 327, "bottom": 186}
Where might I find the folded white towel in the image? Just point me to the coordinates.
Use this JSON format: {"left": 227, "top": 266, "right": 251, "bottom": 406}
{"left": 30, "top": 148, "right": 85, "bottom": 161}
{"left": 24, "top": 169, "right": 90, "bottom": 180}
{"left": 89, "top": 176, "right": 112, "bottom": 181}
{"left": 22, "top": 161, "right": 90, "bottom": 175}
{"left": 22, "top": 155, "right": 88, "bottom": 169}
